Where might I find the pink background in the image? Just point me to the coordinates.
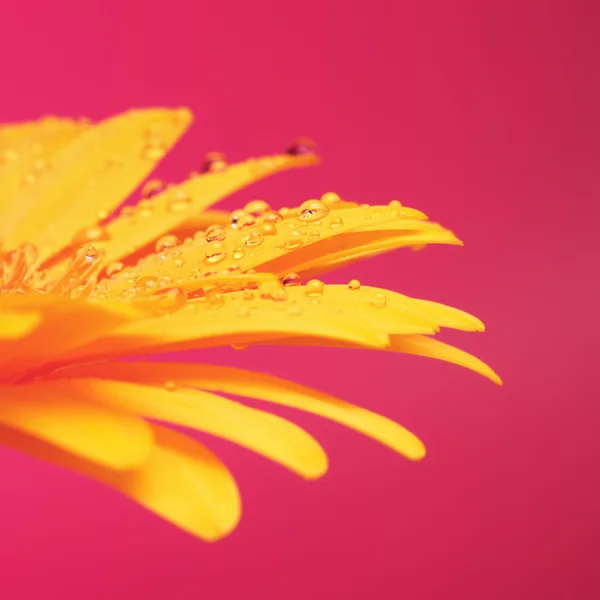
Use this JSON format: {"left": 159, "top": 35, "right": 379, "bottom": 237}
{"left": 1, "top": 1, "right": 598, "bottom": 598}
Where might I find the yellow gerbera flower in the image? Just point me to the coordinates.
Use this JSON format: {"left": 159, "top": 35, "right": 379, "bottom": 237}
{"left": 0, "top": 107, "right": 500, "bottom": 541}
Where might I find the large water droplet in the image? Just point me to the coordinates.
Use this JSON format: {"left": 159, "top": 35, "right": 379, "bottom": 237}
{"left": 371, "top": 292, "right": 387, "bottom": 308}
{"left": 348, "top": 279, "right": 361, "bottom": 291}
{"left": 321, "top": 192, "right": 341, "bottom": 206}
{"left": 243, "top": 231, "right": 264, "bottom": 247}
{"left": 155, "top": 235, "right": 180, "bottom": 253}
{"left": 201, "top": 152, "right": 228, "bottom": 173}
{"left": 232, "top": 246, "right": 245, "bottom": 260}
{"left": 283, "top": 230, "right": 305, "bottom": 249}
{"left": 298, "top": 199, "right": 329, "bottom": 222}
{"left": 305, "top": 279, "right": 324, "bottom": 297}
{"left": 205, "top": 241, "right": 227, "bottom": 263}
{"left": 153, "top": 287, "right": 187, "bottom": 313}
{"left": 244, "top": 200, "right": 271, "bottom": 217}
{"left": 205, "top": 224, "right": 227, "bottom": 242}
{"left": 283, "top": 273, "right": 301, "bottom": 287}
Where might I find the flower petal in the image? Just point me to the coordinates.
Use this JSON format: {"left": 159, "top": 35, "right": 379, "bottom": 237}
{"left": 53, "top": 362, "right": 426, "bottom": 462}
{"left": 4, "top": 108, "right": 192, "bottom": 258}
{"left": 0, "top": 422, "right": 240, "bottom": 541}
{"left": 47, "top": 378, "right": 328, "bottom": 479}
{"left": 0, "top": 382, "right": 153, "bottom": 469}
{"left": 95, "top": 153, "right": 320, "bottom": 263}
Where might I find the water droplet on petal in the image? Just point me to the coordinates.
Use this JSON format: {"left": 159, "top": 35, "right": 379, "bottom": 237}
{"left": 348, "top": 279, "right": 361, "bottom": 290}
{"left": 389, "top": 200, "right": 402, "bottom": 208}
{"left": 84, "top": 246, "right": 100, "bottom": 262}
{"left": 371, "top": 292, "right": 387, "bottom": 308}
{"left": 309, "top": 229, "right": 321, "bottom": 240}
{"left": 155, "top": 235, "right": 180, "bottom": 253}
{"left": 201, "top": 152, "right": 228, "bottom": 173}
{"left": 321, "top": 192, "right": 341, "bottom": 206}
{"left": 141, "top": 178, "right": 166, "bottom": 199}
{"left": 244, "top": 200, "right": 271, "bottom": 216}
{"left": 284, "top": 229, "right": 305, "bottom": 249}
{"left": 167, "top": 189, "right": 192, "bottom": 213}
{"left": 263, "top": 211, "right": 283, "bottom": 224}
{"left": 205, "top": 241, "right": 227, "bottom": 263}
{"left": 305, "top": 279, "right": 325, "bottom": 297}
{"left": 142, "top": 140, "right": 167, "bottom": 161}
{"left": 232, "top": 246, "right": 245, "bottom": 260}
{"left": 153, "top": 287, "right": 187, "bottom": 313}
{"left": 106, "top": 262, "right": 125, "bottom": 277}
{"left": 164, "top": 381, "right": 177, "bottom": 391}
{"left": 286, "top": 137, "right": 317, "bottom": 156}
{"left": 205, "top": 224, "right": 227, "bottom": 242}
{"left": 243, "top": 231, "right": 264, "bottom": 247}
{"left": 298, "top": 199, "right": 329, "bottom": 222}
{"left": 329, "top": 216, "right": 344, "bottom": 229}
{"left": 259, "top": 222, "right": 278, "bottom": 237}
{"left": 72, "top": 225, "right": 110, "bottom": 245}
{"left": 283, "top": 273, "right": 301, "bottom": 287}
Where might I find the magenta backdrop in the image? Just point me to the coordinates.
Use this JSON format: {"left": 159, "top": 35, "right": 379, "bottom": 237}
{"left": 1, "top": 1, "right": 598, "bottom": 598}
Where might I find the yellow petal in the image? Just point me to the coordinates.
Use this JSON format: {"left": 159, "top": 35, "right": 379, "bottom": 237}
{"left": 47, "top": 378, "right": 328, "bottom": 479}
{"left": 4, "top": 108, "right": 192, "bottom": 259}
{"left": 0, "top": 422, "right": 240, "bottom": 541}
{"left": 0, "top": 118, "right": 88, "bottom": 230}
{"left": 0, "top": 294, "right": 147, "bottom": 380}
{"left": 55, "top": 293, "right": 390, "bottom": 365}
{"left": 0, "top": 309, "right": 40, "bottom": 339}
{"left": 95, "top": 153, "right": 320, "bottom": 263}
{"left": 0, "top": 382, "right": 153, "bottom": 469}
{"left": 389, "top": 335, "right": 502, "bottom": 385}
{"left": 54, "top": 362, "right": 426, "bottom": 461}
{"left": 102, "top": 204, "right": 459, "bottom": 297}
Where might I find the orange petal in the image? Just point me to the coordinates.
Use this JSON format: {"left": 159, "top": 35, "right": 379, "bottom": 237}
{"left": 94, "top": 152, "right": 320, "bottom": 263}
{"left": 0, "top": 382, "right": 153, "bottom": 469}
{"left": 0, "top": 422, "right": 240, "bottom": 541}
{"left": 54, "top": 362, "right": 427, "bottom": 461}
{"left": 47, "top": 378, "right": 328, "bottom": 479}
{"left": 4, "top": 108, "right": 192, "bottom": 258}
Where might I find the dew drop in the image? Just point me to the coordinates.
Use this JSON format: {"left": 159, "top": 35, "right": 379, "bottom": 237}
{"left": 348, "top": 279, "right": 361, "bottom": 291}
{"left": 153, "top": 287, "right": 187, "bottom": 313}
{"left": 309, "top": 229, "right": 321, "bottom": 240}
{"left": 244, "top": 200, "right": 271, "bottom": 217}
{"left": 286, "top": 137, "right": 317, "bottom": 156}
{"left": 232, "top": 246, "right": 245, "bottom": 260}
{"left": 389, "top": 200, "right": 402, "bottom": 209}
{"left": 72, "top": 225, "right": 110, "bottom": 245}
{"left": 137, "top": 199, "right": 154, "bottom": 218}
{"left": 201, "top": 152, "right": 228, "bottom": 173}
{"left": 205, "top": 241, "right": 227, "bottom": 263}
{"left": 329, "top": 216, "right": 344, "bottom": 229}
{"left": 371, "top": 292, "right": 387, "bottom": 308}
{"left": 259, "top": 222, "right": 278, "bottom": 237}
{"left": 229, "top": 209, "right": 246, "bottom": 229}
{"left": 142, "top": 140, "right": 167, "bottom": 161}
{"left": 243, "top": 231, "right": 264, "bottom": 247}
{"left": 305, "top": 279, "right": 325, "bottom": 297}
{"left": 321, "top": 192, "right": 341, "bottom": 206}
{"left": 298, "top": 199, "right": 329, "bottom": 222}
{"left": 167, "top": 189, "right": 192, "bottom": 213}
{"left": 205, "top": 224, "right": 227, "bottom": 242}
{"left": 263, "top": 211, "right": 283, "bottom": 224}
{"left": 283, "top": 230, "right": 305, "bottom": 249}
{"left": 283, "top": 273, "right": 301, "bottom": 287}
{"left": 141, "top": 178, "right": 166, "bottom": 199}
{"left": 164, "top": 381, "right": 177, "bottom": 392}
{"left": 155, "top": 235, "right": 180, "bottom": 252}
{"left": 105, "top": 261, "right": 124, "bottom": 276}
{"left": 84, "top": 246, "right": 100, "bottom": 262}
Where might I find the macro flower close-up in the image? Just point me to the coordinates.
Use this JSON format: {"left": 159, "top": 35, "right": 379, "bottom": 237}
{"left": 0, "top": 107, "right": 500, "bottom": 541}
